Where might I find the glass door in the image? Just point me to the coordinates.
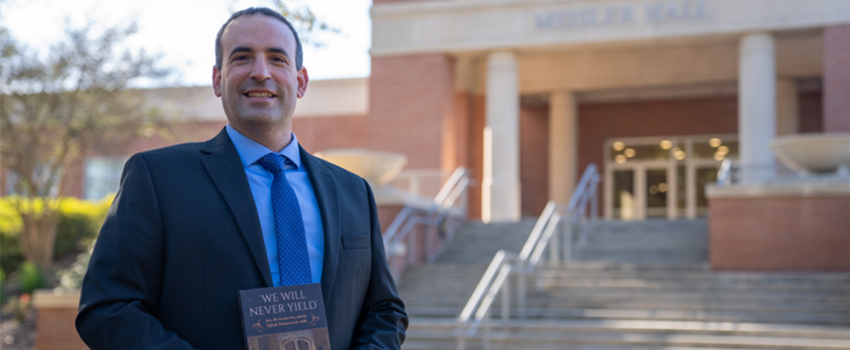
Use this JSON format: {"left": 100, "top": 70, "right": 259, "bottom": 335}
{"left": 604, "top": 135, "right": 738, "bottom": 220}
{"left": 612, "top": 169, "right": 636, "bottom": 220}
{"left": 645, "top": 168, "right": 669, "bottom": 218}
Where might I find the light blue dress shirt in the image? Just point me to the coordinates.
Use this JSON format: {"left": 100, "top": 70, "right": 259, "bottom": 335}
{"left": 226, "top": 125, "right": 325, "bottom": 285}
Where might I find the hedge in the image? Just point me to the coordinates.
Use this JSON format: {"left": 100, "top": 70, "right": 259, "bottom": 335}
{"left": 0, "top": 195, "right": 113, "bottom": 274}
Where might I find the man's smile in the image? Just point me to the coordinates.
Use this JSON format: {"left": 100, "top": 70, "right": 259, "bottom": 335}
{"left": 244, "top": 90, "right": 277, "bottom": 98}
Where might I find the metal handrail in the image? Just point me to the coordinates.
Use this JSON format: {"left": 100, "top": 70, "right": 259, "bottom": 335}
{"left": 456, "top": 164, "right": 600, "bottom": 350}
{"left": 717, "top": 158, "right": 733, "bottom": 186}
{"left": 383, "top": 167, "right": 469, "bottom": 247}
{"left": 572, "top": 165, "right": 601, "bottom": 246}
{"left": 435, "top": 167, "right": 469, "bottom": 205}
{"left": 383, "top": 167, "right": 471, "bottom": 278}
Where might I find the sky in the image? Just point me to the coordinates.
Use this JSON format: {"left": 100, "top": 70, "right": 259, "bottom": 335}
{"left": 1, "top": 0, "right": 373, "bottom": 86}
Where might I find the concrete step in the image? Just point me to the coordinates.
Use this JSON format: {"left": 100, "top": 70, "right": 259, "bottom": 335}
{"left": 400, "top": 283, "right": 850, "bottom": 297}
{"left": 405, "top": 307, "right": 850, "bottom": 325}
{"left": 403, "top": 295, "right": 850, "bottom": 309}
{"left": 403, "top": 340, "right": 773, "bottom": 350}
{"left": 435, "top": 221, "right": 536, "bottom": 265}
{"left": 403, "top": 293, "right": 850, "bottom": 307}
{"left": 401, "top": 268, "right": 850, "bottom": 286}
{"left": 403, "top": 318, "right": 850, "bottom": 350}
{"left": 409, "top": 319, "right": 850, "bottom": 340}
{"left": 570, "top": 219, "right": 709, "bottom": 263}
{"left": 408, "top": 331, "right": 850, "bottom": 350}
{"left": 588, "top": 219, "right": 708, "bottom": 235}
{"left": 409, "top": 318, "right": 850, "bottom": 339}
{"left": 399, "top": 220, "right": 850, "bottom": 349}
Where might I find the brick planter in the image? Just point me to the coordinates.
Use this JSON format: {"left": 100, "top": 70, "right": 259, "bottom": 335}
{"left": 32, "top": 290, "right": 87, "bottom": 350}
{"left": 707, "top": 181, "right": 850, "bottom": 271}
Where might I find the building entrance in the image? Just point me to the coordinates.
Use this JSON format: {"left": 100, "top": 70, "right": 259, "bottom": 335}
{"left": 604, "top": 135, "right": 738, "bottom": 220}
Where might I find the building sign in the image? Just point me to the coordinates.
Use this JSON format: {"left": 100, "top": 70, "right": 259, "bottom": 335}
{"left": 535, "top": 0, "right": 711, "bottom": 30}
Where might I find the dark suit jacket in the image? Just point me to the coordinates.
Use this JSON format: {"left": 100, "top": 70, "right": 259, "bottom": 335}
{"left": 76, "top": 129, "right": 407, "bottom": 350}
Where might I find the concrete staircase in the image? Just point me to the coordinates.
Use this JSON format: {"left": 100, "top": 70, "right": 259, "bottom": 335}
{"left": 398, "top": 219, "right": 850, "bottom": 350}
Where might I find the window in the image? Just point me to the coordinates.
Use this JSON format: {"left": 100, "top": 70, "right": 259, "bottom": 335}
{"left": 84, "top": 156, "right": 128, "bottom": 201}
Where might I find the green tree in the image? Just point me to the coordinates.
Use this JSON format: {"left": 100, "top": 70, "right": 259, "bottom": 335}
{"left": 0, "top": 23, "right": 170, "bottom": 269}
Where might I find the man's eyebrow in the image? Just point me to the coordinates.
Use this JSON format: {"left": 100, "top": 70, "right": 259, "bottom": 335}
{"left": 228, "top": 47, "right": 252, "bottom": 59}
{"left": 268, "top": 47, "right": 290, "bottom": 58}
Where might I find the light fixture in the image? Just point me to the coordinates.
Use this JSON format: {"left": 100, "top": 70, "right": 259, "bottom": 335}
{"left": 615, "top": 155, "right": 627, "bottom": 164}
{"left": 612, "top": 141, "right": 625, "bottom": 151}
{"left": 624, "top": 148, "right": 636, "bottom": 158}
{"left": 674, "top": 150, "right": 687, "bottom": 160}
{"left": 649, "top": 185, "right": 658, "bottom": 195}
{"left": 709, "top": 138, "right": 722, "bottom": 148}
{"left": 717, "top": 145, "right": 729, "bottom": 155}
{"left": 658, "top": 183, "right": 668, "bottom": 193}
{"left": 659, "top": 140, "right": 672, "bottom": 150}
{"left": 714, "top": 153, "right": 725, "bottom": 161}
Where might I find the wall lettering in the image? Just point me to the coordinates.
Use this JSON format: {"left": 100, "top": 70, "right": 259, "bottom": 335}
{"left": 535, "top": 0, "right": 710, "bottom": 30}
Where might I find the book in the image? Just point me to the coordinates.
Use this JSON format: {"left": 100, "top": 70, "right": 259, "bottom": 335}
{"left": 238, "top": 283, "right": 331, "bottom": 350}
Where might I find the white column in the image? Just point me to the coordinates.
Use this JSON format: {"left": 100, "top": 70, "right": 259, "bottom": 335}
{"left": 483, "top": 51, "right": 521, "bottom": 222}
{"left": 549, "top": 91, "right": 577, "bottom": 205}
{"left": 738, "top": 33, "right": 777, "bottom": 183}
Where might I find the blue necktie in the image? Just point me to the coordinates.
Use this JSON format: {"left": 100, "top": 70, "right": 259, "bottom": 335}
{"left": 256, "top": 153, "right": 312, "bottom": 286}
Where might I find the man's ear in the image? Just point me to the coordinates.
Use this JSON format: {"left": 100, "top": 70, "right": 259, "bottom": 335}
{"left": 296, "top": 66, "right": 309, "bottom": 98}
{"left": 212, "top": 65, "right": 222, "bottom": 97}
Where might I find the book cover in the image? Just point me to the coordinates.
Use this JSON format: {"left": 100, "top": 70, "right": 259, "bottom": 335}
{"left": 238, "top": 283, "right": 331, "bottom": 350}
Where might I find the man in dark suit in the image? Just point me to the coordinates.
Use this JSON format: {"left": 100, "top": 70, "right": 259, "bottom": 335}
{"left": 76, "top": 7, "right": 407, "bottom": 350}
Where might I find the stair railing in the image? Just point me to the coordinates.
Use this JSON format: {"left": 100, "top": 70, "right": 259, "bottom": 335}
{"left": 455, "top": 164, "right": 600, "bottom": 350}
{"left": 717, "top": 158, "right": 735, "bottom": 186}
{"left": 566, "top": 164, "right": 602, "bottom": 247}
{"left": 383, "top": 167, "right": 471, "bottom": 280}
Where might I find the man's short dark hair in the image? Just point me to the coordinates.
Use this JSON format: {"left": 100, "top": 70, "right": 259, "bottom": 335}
{"left": 215, "top": 7, "right": 303, "bottom": 71}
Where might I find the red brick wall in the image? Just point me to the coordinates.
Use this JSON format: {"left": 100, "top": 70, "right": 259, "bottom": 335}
{"left": 520, "top": 106, "right": 550, "bottom": 217}
{"left": 578, "top": 96, "right": 739, "bottom": 214}
{"left": 709, "top": 196, "right": 850, "bottom": 271}
{"left": 1, "top": 120, "right": 229, "bottom": 199}
{"left": 463, "top": 98, "right": 551, "bottom": 219}
{"left": 369, "top": 54, "right": 455, "bottom": 170}
{"left": 125, "top": 120, "right": 228, "bottom": 155}
{"left": 377, "top": 204, "right": 404, "bottom": 236}
{"left": 824, "top": 25, "right": 850, "bottom": 132}
{"left": 120, "top": 116, "right": 366, "bottom": 156}
{"left": 443, "top": 92, "right": 472, "bottom": 173}
{"left": 58, "top": 158, "right": 84, "bottom": 198}
{"left": 293, "top": 115, "right": 368, "bottom": 153}
{"left": 35, "top": 114, "right": 367, "bottom": 200}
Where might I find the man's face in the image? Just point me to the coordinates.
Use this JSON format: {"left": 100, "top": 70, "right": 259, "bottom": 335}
{"left": 213, "top": 15, "right": 308, "bottom": 134}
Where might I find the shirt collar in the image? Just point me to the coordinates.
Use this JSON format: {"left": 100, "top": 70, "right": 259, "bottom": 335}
{"left": 225, "top": 124, "right": 302, "bottom": 169}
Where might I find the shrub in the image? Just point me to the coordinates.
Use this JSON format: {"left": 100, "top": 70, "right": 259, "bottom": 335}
{"left": 0, "top": 198, "right": 24, "bottom": 275}
{"left": 20, "top": 262, "right": 47, "bottom": 295}
{"left": 0, "top": 267, "right": 6, "bottom": 304}
{"left": 0, "top": 195, "right": 113, "bottom": 275}
{"left": 54, "top": 196, "right": 112, "bottom": 257}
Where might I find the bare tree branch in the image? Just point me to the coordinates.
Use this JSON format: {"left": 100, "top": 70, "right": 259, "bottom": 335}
{"left": 0, "top": 22, "right": 172, "bottom": 268}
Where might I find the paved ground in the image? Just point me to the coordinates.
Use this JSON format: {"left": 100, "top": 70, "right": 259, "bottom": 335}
{"left": 1, "top": 307, "right": 35, "bottom": 350}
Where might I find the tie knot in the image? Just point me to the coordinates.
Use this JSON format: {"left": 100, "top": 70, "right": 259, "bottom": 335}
{"left": 257, "top": 153, "right": 286, "bottom": 175}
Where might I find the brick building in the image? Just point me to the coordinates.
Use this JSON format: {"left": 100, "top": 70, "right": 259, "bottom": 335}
{"left": 13, "top": 0, "right": 850, "bottom": 232}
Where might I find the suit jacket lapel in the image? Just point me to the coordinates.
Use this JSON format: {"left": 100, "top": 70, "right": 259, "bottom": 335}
{"left": 299, "top": 146, "right": 341, "bottom": 303}
{"left": 200, "top": 128, "right": 274, "bottom": 287}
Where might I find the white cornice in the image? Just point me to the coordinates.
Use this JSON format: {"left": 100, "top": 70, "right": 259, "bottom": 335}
{"left": 371, "top": 0, "right": 850, "bottom": 56}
